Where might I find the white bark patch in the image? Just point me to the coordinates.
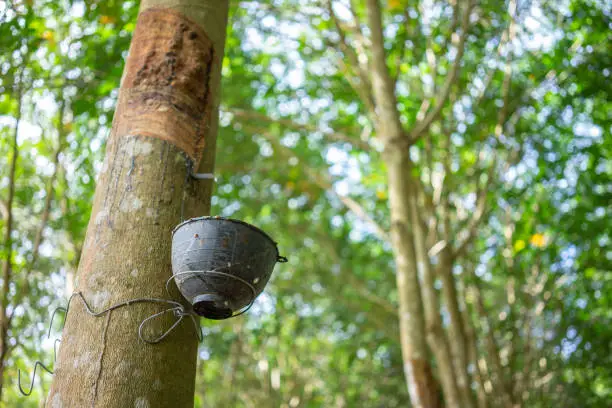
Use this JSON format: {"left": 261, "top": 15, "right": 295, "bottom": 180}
{"left": 50, "top": 393, "right": 63, "bottom": 408}
{"left": 91, "top": 290, "right": 111, "bottom": 309}
{"left": 100, "top": 156, "right": 110, "bottom": 174}
{"left": 396, "top": 254, "right": 408, "bottom": 265}
{"left": 404, "top": 362, "right": 420, "bottom": 406}
{"left": 120, "top": 196, "right": 143, "bottom": 213}
{"left": 145, "top": 207, "right": 156, "bottom": 218}
{"left": 87, "top": 272, "right": 103, "bottom": 288}
{"left": 132, "top": 139, "right": 153, "bottom": 156}
{"left": 114, "top": 359, "right": 131, "bottom": 376}
{"left": 134, "top": 397, "right": 150, "bottom": 408}
{"left": 73, "top": 351, "right": 95, "bottom": 369}
{"left": 271, "top": 368, "right": 281, "bottom": 390}
{"left": 131, "top": 268, "right": 139, "bottom": 277}
{"left": 95, "top": 209, "right": 108, "bottom": 225}
{"left": 397, "top": 272, "right": 406, "bottom": 285}
{"left": 122, "top": 136, "right": 154, "bottom": 157}
{"left": 65, "top": 272, "right": 75, "bottom": 295}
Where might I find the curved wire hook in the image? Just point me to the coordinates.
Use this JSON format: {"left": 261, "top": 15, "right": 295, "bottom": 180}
{"left": 229, "top": 297, "right": 256, "bottom": 318}
{"left": 53, "top": 338, "right": 62, "bottom": 362}
{"left": 18, "top": 361, "right": 53, "bottom": 396}
{"left": 138, "top": 307, "right": 185, "bottom": 345}
{"left": 47, "top": 306, "right": 67, "bottom": 339}
{"left": 187, "top": 313, "right": 204, "bottom": 342}
{"left": 56, "top": 292, "right": 193, "bottom": 344}
{"left": 167, "top": 270, "right": 257, "bottom": 301}
{"left": 138, "top": 306, "right": 203, "bottom": 344}
{"left": 166, "top": 270, "right": 257, "bottom": 320}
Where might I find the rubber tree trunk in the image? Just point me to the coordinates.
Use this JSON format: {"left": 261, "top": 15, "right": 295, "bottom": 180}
{"left": 46, "top": 1, "right": 229, "bottom": 407}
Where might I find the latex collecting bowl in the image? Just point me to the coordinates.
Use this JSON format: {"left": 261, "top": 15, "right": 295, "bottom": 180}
{"left": 171, "top": 216, "right": 285, "bottom": 319}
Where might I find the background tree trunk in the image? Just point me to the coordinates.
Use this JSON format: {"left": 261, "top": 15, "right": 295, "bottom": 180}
{"left": 0, "top": 84, "right": 22, "bottom": 403}
{"left": 364, "top": 1, "right": 440, "bottom": 406}
{"left": 409, "top": 193, "right": 461, "bottom": 408}
{"left": 386, "top": 151, "right": 440, "bottom": 408}
{"left": 46, "top": 1, "right": 229, "bottom": 406}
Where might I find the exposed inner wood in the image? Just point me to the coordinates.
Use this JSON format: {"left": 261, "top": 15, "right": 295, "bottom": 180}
{"left": 116, "top": 8, "right": 214, "bottom": 166}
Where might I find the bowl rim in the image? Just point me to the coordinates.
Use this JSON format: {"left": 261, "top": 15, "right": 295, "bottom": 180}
{"left": 172, "top": 216, "right": 280, "bottom": 255}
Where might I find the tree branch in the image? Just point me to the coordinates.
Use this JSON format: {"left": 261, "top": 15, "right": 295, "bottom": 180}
{"left": 408, "top": 187, "right": 462, "bottom": 407}
{"left": 31, "top": 104, "right": 65, "bottom": 264}
{"left": 227, "top": 107, "right": 371, "bottom": 151}
{"left": 324, "top": 0, "right": 377, "bottom": 117}
{"left": 439, "top": 126, "right": 454, "bottom": 243}
{"left": 253, "top": 126, "right": 390, "bottom": 242}
{"left": 452, "top": 179, "right": 491, "bottom": 260}
{"left": 462, "top": 285, "right": 492, "bottom": 408}
{"left": 438, "top": 0, "right": 461, "bottom": 58}
{"left": 364, "top": 0, "right": 405, "bottom": 142}
{"left": 392, "top": 7, "right": 412, "bottom": 85}
{"left": 317, "top": 229, "right": 397, "bottom": 317}
{"left": 409, "top": 0, "right": 474, "bottom": 142}
{"left": 470, "top": 279, "right": 514, "bottom": 408}
{"left": 8, "top": 100, "right": 67, "bottom": 326}
{"left": 409, "top": 173, "right": 439, "bottom": 248}
{"left": 452, "top": 0, "right": 518, "bottom": 260}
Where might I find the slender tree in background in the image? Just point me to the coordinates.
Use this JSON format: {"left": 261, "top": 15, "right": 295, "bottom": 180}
{"left": 46, "top": 1, "right": 229, "bottom": 406}
{"left": 363, "top": 0, "right": 440, "bottom": 404}
{"left": 363, "top": 1, "right": 475, "bottom": 406}
{"left": 0, "top": 78, "right": 22, "bottom": 404}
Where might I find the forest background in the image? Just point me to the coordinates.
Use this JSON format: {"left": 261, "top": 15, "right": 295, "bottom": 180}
{"left": 0, "top": 0, "right": 610, "bottom": 407}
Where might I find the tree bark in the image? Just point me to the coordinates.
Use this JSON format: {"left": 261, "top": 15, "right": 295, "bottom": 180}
{"left": 408, "top": 193, "right": 461, "bottom": 408}
{"left": 471, "top": 281, "right": 513, "bottom": 408}
{"left": 46, "top": 1, "right": 229, "bottom": 407}
{"left": 462, "top": 294, "right": 489, "bottom": 408}
{"left": 438, "top": 249, "right": 476, "bottom": 408}
{"left": 385, "top": 149, "right": 439, "bottom": 408}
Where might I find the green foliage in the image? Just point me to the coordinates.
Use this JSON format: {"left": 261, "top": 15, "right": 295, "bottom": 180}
{"left": 0, "top": 0, "right": 609, "bottom": 407}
